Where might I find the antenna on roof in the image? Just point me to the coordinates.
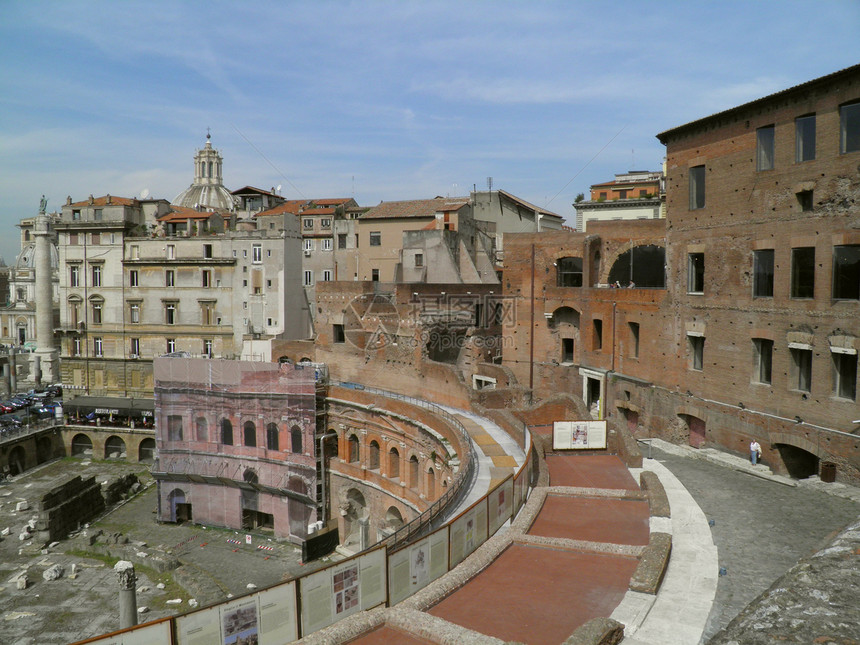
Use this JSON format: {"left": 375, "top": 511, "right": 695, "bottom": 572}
{"left": 276, "top": 185, "right": 282, "bottom": 195}
{"left": 487, "top": 177, "right": 493, "bottom": 192}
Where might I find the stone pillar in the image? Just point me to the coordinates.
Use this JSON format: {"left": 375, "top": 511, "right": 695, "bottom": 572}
{"left": 358, "top": 516, "right": 369, "bottom": 551}
{"left": 32, "top": 212, "right": 58, "bottom": 385}
{"left": 114, "top": 560, "right": 138, "bottom": 629}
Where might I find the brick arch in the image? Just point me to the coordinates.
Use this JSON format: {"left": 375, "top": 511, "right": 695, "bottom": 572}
{"left": 769, "top": 432, "right": 821, "bottom": 458}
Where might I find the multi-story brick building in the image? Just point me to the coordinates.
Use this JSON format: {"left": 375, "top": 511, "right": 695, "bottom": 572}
{"left": 502, "top": 64, "right": 860, "bottom": 482}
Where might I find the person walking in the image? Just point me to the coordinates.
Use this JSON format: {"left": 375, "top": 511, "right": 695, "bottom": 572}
{"left": 750, "top": 440, "right": 762, "bottom": 465}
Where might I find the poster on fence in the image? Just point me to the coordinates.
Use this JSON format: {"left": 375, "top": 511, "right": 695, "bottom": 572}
{"left": 552, "top": 420, "right": 607, "bottom": 450}
{"left": 449, "top": 498, "right": 488, "bottom": 569}
{"left": 78, "top": 619, "right": 172, "bottom": 645}
{"left": 488, "top": 477, "right": 514, "bottom": 536}
{"left": 299, "top": 547, "right": 386, "bottom": 636}
{"left": 387, "top": 527, "right": 449, "bottom": 605}
{"left": 175, "top": 581, "right": 298, "bottom": 645}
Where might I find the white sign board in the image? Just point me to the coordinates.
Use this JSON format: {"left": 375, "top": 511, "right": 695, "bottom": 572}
{"left": 552, "top": 420, "right": 607, "bottom": 450}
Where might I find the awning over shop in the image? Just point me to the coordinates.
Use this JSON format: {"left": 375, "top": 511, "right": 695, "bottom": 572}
{"left": 63, "top": 396, "right": 154, "bottom": 419}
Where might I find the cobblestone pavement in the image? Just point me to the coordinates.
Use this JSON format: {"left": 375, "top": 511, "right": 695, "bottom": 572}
{"left": 0, "top": 457, "right": 330, "bottom": 645}
{"left": 643, "top": 442, "right": 860, "bottom": 643}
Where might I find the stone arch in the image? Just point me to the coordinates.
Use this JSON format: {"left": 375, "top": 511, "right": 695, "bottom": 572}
{"left": 167, "top": 488, "right": 191, "bottom": 523}
{"left": 369, "top": 440, "right": 380, "bottom": 470}
{"left": 385, "top": 506, "right": 404, "bottom": 531}
{"left": 426, "top": 466, "right": 436, "bottom": 498}
{"left": 348, "top": 433, "right": 360, "bottom": 463}
{"left": 195, "top": 416, "right": 208, "bottom": 441}
{"left": 324, "top": 431, "right": 338, "bottom": 459}
{"left": 409, "top": 455, "right": 420, "bottom": 489}
{"left": 678, "top": 413, "right": 706, "bottom": 449}
{"left": 104, "top": 435, "right": 126, "bottom": 459}
{"left": 220, "top": 418, "right": 233, "bottom": 445}
{"left": 243, "top": 468, "right": 259, "bottom": 484}
{"left": 388, "top": 446, "right": 400, "bottom": 479}
{"left": 770, "top": 432, "right": 823, "bottom": 479}
{"left": 71, "top": 433, "right": 93, "bottom": 456}
{"left": 243, "top": 420, "right": 256, "bottom": 447}
{"left": 36, "top": 435, "right": 53, "bottom": 464}
{"left": 548, "top": 306, "right": 580, "bottom": 329}
{"left": 290, "top": 425, "right": 302, "bottom": 453}
{"left": 267, "top": 423, "right": 280, "bottom": 451}
{"left": 607, "top": 244, "right": 666, "bottom": 288}
{"left": 8, "top": 445, "right": 26, "bottom": 475}
{"left": 343, "top": 488, "right": 368, "bottom": 549}
{"left": 138, "top": 437, "right": 156, "bottom": 462}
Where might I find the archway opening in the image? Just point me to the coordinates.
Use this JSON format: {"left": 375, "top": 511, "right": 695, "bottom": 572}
{"left": 775, "top": 443, "right": 819, "bottom": 479}
{"left": 369, "top": 440, "right": 380, "bottom": 470}
{"left": 105, "top": 436, "right": 126, "bottom": 459}
{"left": 139, "top": 437, "right": 156, "bottom": 462}
{"left": 389, "top": 447, "right": 400, "bottom": 479}
{"left": 36, "top": 436, "right": 53, "bottom": 464}
{"left": 71, "top": 433, "right": 93, "bottom": 456}
{"left": 607, "top": 244, "right": 666, "bottom": 288}
{"left": 8, "top": 446, "right": 26, "bottom": 475}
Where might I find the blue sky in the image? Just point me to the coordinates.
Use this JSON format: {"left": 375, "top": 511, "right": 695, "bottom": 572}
{"left": 0, "top": 0, "right": 858, "bottom": 264}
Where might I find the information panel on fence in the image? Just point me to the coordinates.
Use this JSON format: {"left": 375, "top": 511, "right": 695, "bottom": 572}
{"left": 449, "top": 497, "right": 488, "bottom": 569}
{"left": 299, "top": 547, "right": 387, "bottom": 636}
{"left": 387, "top": 526, "right": 450, "bottom": 605}
{"left": 513, "top": 463, "right": 528, "bottom": 518}
{"left": 73, "top": 619, "right": 173, "bottom": 645}
{"left": 175, "top": 580, "right": 298, "bottom": 645}
{"left": 487, "top": 477, "right": 514, "bottom": 536}
{"left": 553, "top": 420, "right": 607, "bottom": 450}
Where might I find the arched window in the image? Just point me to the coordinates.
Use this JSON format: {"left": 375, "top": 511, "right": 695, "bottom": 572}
{"left": 243, "top": 468, "right": 258, "bottom": 484}
{"left": 427, "top": 467, "right": 436, "bottom": 497}
{"left": 557, "top": 257, "right": 583, "bottom": 287}
{"left": 290, "top": 425, "right": 302, "bottom": 453}
{"left": 369, "top": 441, "right": 380, "bottom": 470}
{"left": 389, "top": 447, "right": 400, "bottom": 479}
{"left": 348, "top": 434, "right": 360, "bottom": 463}
{"left": 220, "top": 418, "right": 233, "bottom": 445}
{"left": 243, "top": 421, "right": 256, "bottom": 447}
{"left": 607, "top": 244, "right": 666, "bottom": 288}
{"left": 409, "top": 455, "right": 419, "bottom": 489}
{"left": 267, "top": 423, "right": 279, "bottom": 450}
{"left": 195, "top": 416, "right": 208, "bottom": 441}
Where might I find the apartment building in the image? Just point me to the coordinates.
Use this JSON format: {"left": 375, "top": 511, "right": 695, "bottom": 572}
{"left": 573, "top": 170, "right": 664, "bottom": 231}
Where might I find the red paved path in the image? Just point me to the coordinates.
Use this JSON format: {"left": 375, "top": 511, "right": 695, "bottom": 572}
{"left": 528, "top": 495, "right": 650, "bottom": 545}
{"left": 346, "top": 625, "right": 438, "bottom": 644}
{"left": 428, "top": 543, "right": 638, "bottom": 645}
{"left": 544, "top": 454, "right": 639, "bottom": 489}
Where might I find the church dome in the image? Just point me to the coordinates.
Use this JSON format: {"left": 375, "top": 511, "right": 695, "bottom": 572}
{"left": 173, "top": 133, "right": 237, "bottom": 211}
{"left": 14, "top": 242, "right": 59, "bottom": 270}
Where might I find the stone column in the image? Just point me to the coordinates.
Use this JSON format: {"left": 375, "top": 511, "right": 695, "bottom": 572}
{"left": 32, "top": 212, "right": 58, "bottom": 385}
{"left": 114, "top": 560, "right": 138, "bottom": 629}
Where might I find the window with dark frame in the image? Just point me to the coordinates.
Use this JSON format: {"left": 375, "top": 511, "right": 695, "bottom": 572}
{"left": 629, "top": 322, "right": 640, "bottom": 358}
{"left": 790, "top": 347, "right": 812, "bottom": 392}
{"left": 129, "top": 270, "right": 139, "bottom": 287}
{"left": 832, "top": 245, "right": 860, "bottom": 300}
{"left": 168, "top": 415, "right": 183, "bottom": 441}
{"left": 557, "top": 257, "right": 583, "bottom": 287}
{"left": 333, "top": 324, "right": 345, "bottom": 343}
{"left": 753, "top": 249, "right": 774, "bottom": 297}
{"left": 369, "top": 231, "right": 381, "bottom": 246}
{"left": 561, "top": 338, "right": 574, "bottom": 363}
{"left": 840, "top": 101, "right": 860, "bottom": 154}
{"left": 796, "top": 115, "right": 816, "bottom": 162}
{"left": 832, "top": 351, "right": 857, "bottom": 400}
{"left": 165, "top": 270, "right": 175, "bottom": 287}
{"left": 687, "top": 253, "right": 704, "bottom": 294}
{"left": 753, "top": 338, "right": 774, "bottom": 385}
{"left": 689, "top": 165, "right": 705, "bottom": 209}
{"left": 688, "top": 335, "right": 704, "bottom": 371}
{"left": 796, "top": 190, "right": 813, "bottom": 212}
{"left": 791, "top": 247, "right": 815, "bottom": 298}
{"left": 593, "top": 319, "right": 603, "bottom": 351}
{"left": 756, "top": 125, "right": 775, "bottom": 170}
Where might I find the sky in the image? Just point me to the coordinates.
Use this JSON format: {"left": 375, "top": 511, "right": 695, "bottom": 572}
{"left": 0, "top": 0, "right": 858, "bottom": 264}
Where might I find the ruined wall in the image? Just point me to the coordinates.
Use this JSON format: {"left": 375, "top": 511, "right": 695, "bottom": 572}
{"left": 35, "top": 475, "right": 105, "bottom": 542}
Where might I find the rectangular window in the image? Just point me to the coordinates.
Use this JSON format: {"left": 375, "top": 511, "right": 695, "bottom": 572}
{"left": 303, "top": 218, "right": 314, "bottom": 229}
{"left": 561, "top": 338, "right": 574, "bottom": 363}
{"left": 415, "top": 253, "right": 424, "bottom": 268}
{"left": 203, "top": 243, "right": 213, "bottom": 259}
{"left": 303, "top": 270, "right": 313, "bottom": 286}
{"left": 73, "top": 337, "right": 81, "bottom": 357}
{"left": 322, "top": 238, "right": 332, "bottom": 251}
{"left": 129, "top": 270, "right": 139, "bottom": 287}
{"left": 832, "top": 351, "right": 857, "bottom": 400}
{"left": 688, "top": 335, "right": 704, "bottom": 371}
{"left": 167, "top": 415, "right": 183, "bottom": 441}
{"left": 791, "top": 247, "right": 815, "bottom": 298}
{"left": 796, "top": 190, "right": 813, "bottom": 212}
{"left": 202, "top": 270, "right": 212, "bottom": 288}
{"left": 557, "top": 257, "right": 583, "bottom": 287}
{"left": 203, "top": 339, "right": 213, "bottom": 357}
{"left": 91, "top": 265, "right": 102, "bottom": 287}
{"left": 753, "top": 339, "right": 774, "bottom": 385}
{"left": 166, "top": 244, "right": 175, "bottom": 259}
{"left": 629, "top": 322, "right": 640, "bottom": 358}
{"left": 338, "top": 233, "right": 348, "bottom": 249}
{"left": 333, "top": 324, "right": 345, "bottom": 343}
{"left": 592, "top": 319, "right": 603, "bottom": 351}
{"left": 91, "top": 232, "right": 100, "bottom": 245}
{"left": 130, "top": 245, "right": 139, "bottom": 259}
{"left": 91, "top": 302, "right": 102, "bottom": 325}
{"left": 840, "top": 101, "right": 860, "bottom": 154}
{"left": 639, "top": 189, "right": 648, "bottom": 197}
{"left": 303, "top": 239, "right": 314, "bottom": 251}
{"left": 94, "top": 208, "right": 103, "bottom": 221}
{"left": 69, "top": 233, "right": 79, "bottom": 245}
{"left": 687, "top": 253, "right": 704, "bottom": 294}
{"left": 833, "top": 245, "right": 860, "bottom": 300}
{"left": 70, "top": 265, "right": 80, "bottom": 287}
{"left": 617, "top": 189, "right": 628, "bottom": 199}
{"left": 165, "top": 303, "right": 177, "bottom": 325}
{"left": 369, "top": 231, "right": 381, "bottom": 246}
{"left": 321, "top": 218, "right": 331, "bottom": 229}
{"left": 689, "top": 165, "right": 705, "bottom": 209}
{"left": 129, "top": 303, "right": 140, "bottom": 324}
{"left": 322, "top": 270, "right": 332, "bottom": 281}
{"left": 94, "top": 337, "right": 103, "bottom": 357}
{"left": 72, "top": 209, "right": 81, "bottom": 220}
{"left": 166, "top": 338, "right": 176, "bottom": 354}
{"left": 371, "top": 268, "right": 379, "bottom": 282}
{"left": 130, "top": 337, "right": 140, "bottom": 357}
{"left": 165, "top": 270, "right": 175, "bottom": 287}
{"left": 795, "top": 115, "right": 816, "bottom": 162}
{"left": 753, "top": 249, "right": 774, "bottom": 297}
{"left": 756, "top": 125, "right": 775, "bottom": 171}
{"left": 201, "top": 303, "right": 214, "bottom": 325}
{"left": 252, "top": 244, "right": 262, "bottom": 263}
{"left": 790, "top": 347, "right": 812, "bottom": 392}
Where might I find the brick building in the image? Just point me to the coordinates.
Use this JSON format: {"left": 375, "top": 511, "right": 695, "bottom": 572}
{"left": 502, "top": 64, "right": 860, "bottom": 482}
